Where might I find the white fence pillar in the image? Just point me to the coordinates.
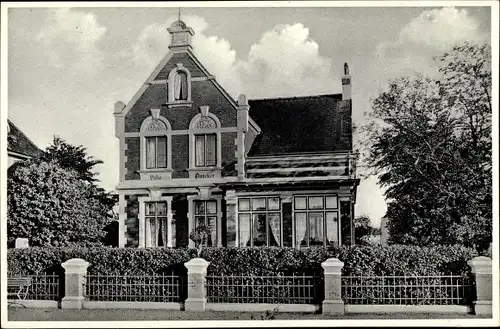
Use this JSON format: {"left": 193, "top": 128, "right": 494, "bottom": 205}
{"left": 468, "top": 256, "right": 492, "bottom": 315}
{"left": 184, "top": 258, "right": 210, "bottom": 312}
{"left": 61, "top": 258, "right": 89, "bottom": 309}
{"left": 321, "top": 258, "right": 345, "bottom": 314}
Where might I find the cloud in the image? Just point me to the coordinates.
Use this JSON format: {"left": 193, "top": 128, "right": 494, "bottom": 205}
{"left": 375, "top": 7, "right": 488, "bottom": 76}
{"left": 131, "top": 16, "right": 341, "bottom": 99}
{"left": 36, "top": 8, "right": 107, "bottom": 73}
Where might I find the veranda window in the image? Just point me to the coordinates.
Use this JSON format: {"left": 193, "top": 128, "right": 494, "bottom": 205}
{"left": 145, "top": 202, "right": 168, "bottom": 247}
{"left": 146, "top": 136, "right": 167, "bottom": 169}
{"left": 194, "top": 200, "right": 217, "bottom": 246}
{"left": 238, "top": 197, "right": 281, "bottom": 247}
{"left": 294, "top": 195, "right": 339, "bottom": 247}
{"left": 195, "top": 134, "right": 216, "bottom": 167}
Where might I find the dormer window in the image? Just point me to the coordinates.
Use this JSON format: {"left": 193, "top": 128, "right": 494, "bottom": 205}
{"left": 167, "top": 63, "right": 192, "bottom": 107}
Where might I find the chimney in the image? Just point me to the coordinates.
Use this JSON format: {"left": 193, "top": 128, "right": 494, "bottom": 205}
{"left": 167, "top": 20, "right": 194, "bottom": 51}
{"left": 342, "top": 63, "right": 351, "bottom": 100}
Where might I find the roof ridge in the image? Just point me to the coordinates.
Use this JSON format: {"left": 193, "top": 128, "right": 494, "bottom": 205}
{"left": 249, "top": 93, "right": 342, "bottom": 102}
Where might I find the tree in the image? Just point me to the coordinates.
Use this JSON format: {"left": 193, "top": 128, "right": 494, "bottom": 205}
{"left": 7, "top": 161, "right": 112, "bottom": 247}
{"left": 40, "top": 136, "right": 103, "bottom": 183}
{"left": 354, "top": 216, "right": 381, "bottom": 245}
{"left": 39, "top": 136, "right": 117, "bottom": 231}
{"left": 362, "top": 43, "right": 491, "bottom": 253}
{"left": 189, "top": 225, "right": 212, "bottom": 257}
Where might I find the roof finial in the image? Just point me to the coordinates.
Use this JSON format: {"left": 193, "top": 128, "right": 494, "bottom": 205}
{"left": 178, "top": 7, "right": 181, "bottom": 21}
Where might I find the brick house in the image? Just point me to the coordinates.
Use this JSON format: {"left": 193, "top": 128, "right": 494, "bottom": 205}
{"left": 114, "top": 20, "right": 359, "bottom": 248}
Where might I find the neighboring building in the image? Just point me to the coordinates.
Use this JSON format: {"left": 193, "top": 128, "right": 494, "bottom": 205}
{"left": 114, "top": 20, "right": 359, "bottom": 248}
{"left": 380, "top": 217, "right": 389, "bottom": 246}
{"left": 7, "top": 119, "right": 42, "bottom": 168}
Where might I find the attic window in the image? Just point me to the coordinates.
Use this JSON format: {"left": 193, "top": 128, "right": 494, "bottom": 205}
{"left": 174, "top": 71, "right": 188, "bottom": 100}
{"left": 167, "top": 64, "right": 192, "bottom": 107}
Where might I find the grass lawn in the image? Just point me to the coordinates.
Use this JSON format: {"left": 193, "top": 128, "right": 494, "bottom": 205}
{"left": 7, "top": 308, "right": 492, "bottom": 321}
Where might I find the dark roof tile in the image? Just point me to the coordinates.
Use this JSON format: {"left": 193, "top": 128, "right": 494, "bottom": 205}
{"left": 7, "top": 119, "right": 42, "bottom": 159}
{"left": 247, "top": 94, "right": 352, "bottom": 156}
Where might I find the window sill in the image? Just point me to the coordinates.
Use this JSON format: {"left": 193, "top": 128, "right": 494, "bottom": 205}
{"left": 138, "top": 168, "right": 173, "bottom": 173}
{"left": 164, "top": 101, "right": 193, "bottom": 108}
{"left": 186, "top": 166, "right": 222, "bottom": 171}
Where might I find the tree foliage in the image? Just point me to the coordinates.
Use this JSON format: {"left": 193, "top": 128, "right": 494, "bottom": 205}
{"left": 354, "top": 216, "right": 381, "bottom": 245}
{"left": 8, "top": 136, "right": 117, "bottom": 247}
{"left": 7, "top": 161, "right": 112, "bottom": 247}
{"left": 362, "top": 43, "right": 492, "bottom": 253}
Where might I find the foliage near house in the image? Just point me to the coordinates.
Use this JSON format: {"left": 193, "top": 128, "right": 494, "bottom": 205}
{"left": 7, "top": 136, "right": 117, "bottom": 247}
{"left": 7, "top": 161, "right": 113, "bottom": 247}
{"left": 354, "top": 216, "right": 381, "bottom": 245}
{"left": 8, "top": 245, "right": 477, "bottom": 277}
{"left": 363, "top": 43, "right": 492, "bottom": 253}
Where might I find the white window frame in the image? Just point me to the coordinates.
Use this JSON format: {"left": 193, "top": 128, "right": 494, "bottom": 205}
{"left": 188, "top": 112, "right": 222, "bottom": 170}
{"left": 139, "top": 115, "right": 173, "bottom": 174}
{"left": 292, "top": 194, "right": 340, "bottom": 248}
{"left": 166, "top": 63, "right": 192, "bottom": 107}
{"left": 237, "top": 196, "right": 282, "bottom": 247}
{"left": 187, "top": 195, "right": 223, "bottom": 247}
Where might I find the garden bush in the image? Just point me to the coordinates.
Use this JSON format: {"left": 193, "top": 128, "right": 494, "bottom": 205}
{"left": 8, "top": 244, "right": 478, "bottom": 277}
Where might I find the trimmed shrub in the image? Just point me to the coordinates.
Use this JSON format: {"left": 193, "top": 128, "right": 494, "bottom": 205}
{"left": 8, "top": 244, "right": 477, "bottom": 277}
{"left": 7, "top": 246, "right": 197, "bottom": 276}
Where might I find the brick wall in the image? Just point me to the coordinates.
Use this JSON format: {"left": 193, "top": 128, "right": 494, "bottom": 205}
{"left": 221, "top": 132, "right": 237, "bottom": 176}
{"left": 125, "top": 137, "right": 140, "bottom": 180}
{"left": 172, "top": 135, "right": 189, "bottom": 178}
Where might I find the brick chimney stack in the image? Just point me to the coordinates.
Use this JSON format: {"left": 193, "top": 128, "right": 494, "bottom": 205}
{"left": 342, "top": 63, "right": 351, "bottom": 100}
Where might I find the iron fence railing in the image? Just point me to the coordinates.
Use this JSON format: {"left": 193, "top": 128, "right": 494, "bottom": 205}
{"left": 206, "top": 273, "right": 324, "bottom": 304}
{"left": 85, "top": 273, "right": 186, "bottom": 302}
{"left": 341, "top": 273, "right": 475, "bottom": 305}
{"left": 7, "top": 273, "right": 62, "bottom": 301}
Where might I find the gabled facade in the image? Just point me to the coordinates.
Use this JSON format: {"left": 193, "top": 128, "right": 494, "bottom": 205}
{"left": 114, "top": 20, "right": 359, "bottom": 248}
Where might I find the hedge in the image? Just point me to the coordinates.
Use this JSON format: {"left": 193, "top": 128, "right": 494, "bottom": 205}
{"left": 8, "top": 244, "right": 478, "bottom": 277}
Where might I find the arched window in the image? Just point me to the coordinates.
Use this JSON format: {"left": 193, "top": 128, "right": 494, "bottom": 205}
{"left": 189, "top": 109, "right": 221, "bottom": 169}
{"left": 140, "top": 111, "right": 172, "bottom": 173}
{"left": 194, "top": 117, "right": 217, "bottom": 167}
{"left": 167, "top": 63, "right": 191, "bottom": 105}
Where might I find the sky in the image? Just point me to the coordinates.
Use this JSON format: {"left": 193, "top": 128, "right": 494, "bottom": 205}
{"left": 2, "top": 2, "right": 493, "bottom": 228}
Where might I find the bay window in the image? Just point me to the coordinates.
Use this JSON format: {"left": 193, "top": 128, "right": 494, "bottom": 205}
{"left": 294, "top": 195, "right": 339, "bottom": 247}
{"left": 238, "top": 197, "right": 281, "bottom": 247}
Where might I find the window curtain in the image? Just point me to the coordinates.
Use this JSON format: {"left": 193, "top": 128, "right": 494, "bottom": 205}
{"left": 146, "top": 138, "right": 156, "bottom": 169}
{"left": 309, "top": 213, "right": 324, "bottom": 245}
{"left": 205, "top": 134, "right": 216, "bottom": 166}
{"left": 160, "top": 217, "right": 167, "bottom": 247}
{"left": 174, "top": 72, "right": 187, "bottom": 100}
{"left": 269, "top": 214, "right": 281, "bottom": 246}
{"left": 150, "top": 218, "right": 158, "bottom": 247}
{"left": 156, "top": 137, "right": 167, "bottom": 168}
{"left": 208, "top": 216, "right": 217, "bottom": 246}
{"left": 239, "top": 214, "right": 251, "bottom": 247}
{"left": 195, "top": 136, "right": 205, "bottom": 166}
{"left": 295, "top": 214, "right": 307, "bottom": 248}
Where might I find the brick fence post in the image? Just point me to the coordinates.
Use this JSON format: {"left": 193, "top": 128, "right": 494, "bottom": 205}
{"left": 61, "top": 258, "right": 89, "bottom": 309}
{"left": 321, "top": 258, "right": 345, "bottom": 314}
{"left": 467, "top": 256, "right": 492, "bottom": 315}
{"left": 184, "top": 258, "right": 210, "bottom": 312}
